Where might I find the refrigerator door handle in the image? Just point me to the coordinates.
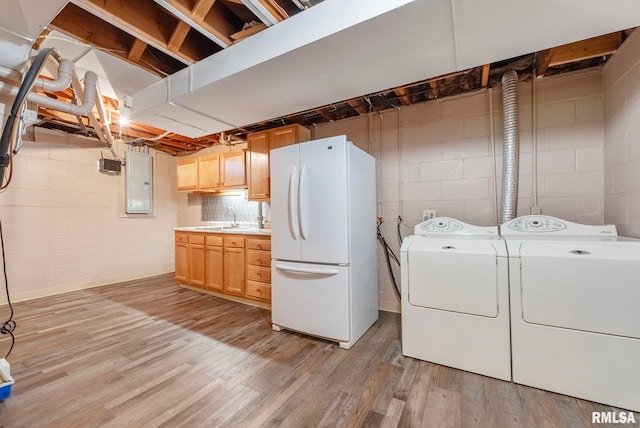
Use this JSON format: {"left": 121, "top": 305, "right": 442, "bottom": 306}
{"left": 288, "top": 166, "right": 299, "bottom": 240}
{"left": 298, "top": 165, "right": 307, "bottom": 240}
{"left": 274, "top": 263, "right": 339, "bottom": 276}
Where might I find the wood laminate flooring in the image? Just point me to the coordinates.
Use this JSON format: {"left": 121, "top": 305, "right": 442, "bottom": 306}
{"left": 0, "top": 274, "right": 636, "bottom": 427}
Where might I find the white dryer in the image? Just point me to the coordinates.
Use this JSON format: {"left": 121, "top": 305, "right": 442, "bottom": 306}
{"left": 501, "top": 215, "right": 640, "bottom": 411}
{"left": 400, "top": 218, "right": 511, "bottom": 381}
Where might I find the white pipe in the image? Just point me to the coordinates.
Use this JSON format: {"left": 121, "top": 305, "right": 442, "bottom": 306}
{"left": 28, "top": 71, "right": 97, "bottom": 116}
{"left": 34, "top": 59, "right": 73, "bottom": 92}
{"left": 396, "top": 107, "right": 403, "bottom": 219}
{"left": 0, "top": 59, "right": 73, "bottom": 94}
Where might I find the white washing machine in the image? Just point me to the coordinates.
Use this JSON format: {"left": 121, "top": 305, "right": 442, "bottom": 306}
{"left": 501, "top": 215, "right": 640, "bottom": 412}
{"left": 400, "top": 218, "right": 511, "bottom": 381}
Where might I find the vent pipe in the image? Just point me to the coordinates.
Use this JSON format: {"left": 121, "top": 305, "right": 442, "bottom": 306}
{"left": 499, "top": 70, "right": 520, "bottom": 225}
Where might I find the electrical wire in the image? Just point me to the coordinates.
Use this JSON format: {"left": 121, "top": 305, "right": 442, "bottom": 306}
{"left": 377, "top": 221, "right": 401, "bottom": 299}
{"left": 0, "top": 220, "right": 15, "bottom": 359}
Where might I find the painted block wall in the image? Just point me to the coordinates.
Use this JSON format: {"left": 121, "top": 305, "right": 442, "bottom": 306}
{"left": 315, "top": 69, "right": 605, "bottom": 311}
{"left": 0, "top": 127, "right": 177, "bottom": 303}
{"left": 603, "top": 29, "right": 640, "bottom": 238}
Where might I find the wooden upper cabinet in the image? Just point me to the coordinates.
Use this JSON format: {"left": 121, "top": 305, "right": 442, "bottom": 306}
{"left": 220, "top": 151, "right": 246, "bottom": 188}
{"left": 177, "top": 158, "right": 198, "bottom": 191}
{"left": 270, "top": 124, "right": 311, "bottom": 150}
{"left": 247, "top": 132, "right": 270, "bottom": 201}
{"left": 198, "top": 154, "right": 220, "bottom": 190}
{"left": 246, "top": 124, "right": 311, "bottom": 201}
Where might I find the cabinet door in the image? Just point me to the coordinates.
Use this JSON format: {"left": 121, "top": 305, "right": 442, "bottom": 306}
{"left": 221, "top": 152, "right": 246, "bottom": 188}
{"left": 177, "top": 158, "right": 198, "bottom": 190}
{"left": 205, "top": 245, "right": 224, "bottom": 291}
{"left": 247, "top": 132, "right": 270, "bottom": 200}
{"left": 198, "top": 155, "right": 220, "bottom": 190}
{"left": 224, "top": 247, "right": 245, "bottom": 295}
{"left": 270, "top": 125, "right": 297, "bottom": 150}
{"left": 189, "top": 244, "right": 206, "bottom": 287}
{"left": 175, "top": 243, "right": 189, "bottom": 282}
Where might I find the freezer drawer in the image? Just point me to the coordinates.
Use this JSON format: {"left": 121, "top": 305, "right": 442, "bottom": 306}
{"left": 272, "top": 262, "right": 350, "bottom": 342}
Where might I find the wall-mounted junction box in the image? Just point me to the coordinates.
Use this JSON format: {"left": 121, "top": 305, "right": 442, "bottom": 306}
{"left": 422, "top": 210, "right": 437, "bottom": 221}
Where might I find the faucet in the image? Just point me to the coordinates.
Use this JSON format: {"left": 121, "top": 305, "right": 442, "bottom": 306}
{"left": 228, "top": 208, "right": 239, "bottom": 228}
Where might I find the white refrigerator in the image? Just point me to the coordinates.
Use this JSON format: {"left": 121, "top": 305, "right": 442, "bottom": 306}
{"left": 270, "top": 135, "right": 378, "bottom": 349}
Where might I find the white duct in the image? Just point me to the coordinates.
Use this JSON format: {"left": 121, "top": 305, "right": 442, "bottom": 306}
{"left": 499, "top": 70, "right": 519, "bottom": 225}
{"left": 33, "top": 59, "right": 73, "bottom": 92}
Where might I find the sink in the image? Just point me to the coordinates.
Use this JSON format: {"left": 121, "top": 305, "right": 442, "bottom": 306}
{"left": 194, "top": 226, "right": 223, "bottom": 231}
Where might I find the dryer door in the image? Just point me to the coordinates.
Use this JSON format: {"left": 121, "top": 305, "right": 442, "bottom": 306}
{"left": 519, "top": 240, "right": 640, "bottom": 339}
{"left": 406, "top": 239, "right": 503, "bottom": 317}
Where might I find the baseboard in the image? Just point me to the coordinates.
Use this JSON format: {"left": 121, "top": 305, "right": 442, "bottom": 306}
{"left": 378, "top": 300, "right": 401, "bottom": 313}
{"left": 1, "top": 266, "right": 174, "bottom": 305}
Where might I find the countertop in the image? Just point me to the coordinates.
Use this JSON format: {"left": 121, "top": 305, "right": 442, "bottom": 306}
{"left": 175, "top": 226, "right": 271, "bottom": 236}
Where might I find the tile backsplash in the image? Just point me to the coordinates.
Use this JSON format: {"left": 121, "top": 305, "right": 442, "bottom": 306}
{"left": 201, "top": 193, "right": 270, "bottom": 223}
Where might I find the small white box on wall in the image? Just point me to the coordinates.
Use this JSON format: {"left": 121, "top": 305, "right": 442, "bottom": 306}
{"left": 125, "top": 151, "right": 153, "bottom": 214}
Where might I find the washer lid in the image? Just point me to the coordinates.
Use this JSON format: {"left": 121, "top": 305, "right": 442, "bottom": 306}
{"left": 406, "top": 238, "right": 506, "bottom": 317}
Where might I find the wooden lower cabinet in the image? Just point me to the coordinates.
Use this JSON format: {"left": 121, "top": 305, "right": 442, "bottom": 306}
{"left": 245, "top": 237, "right": 272, "bottom": 302}
{"left": 204, "top": 234, "right": 223, "bottom": 291}
{"left": 175, "top": 231, "right": 271, "bottom": 304}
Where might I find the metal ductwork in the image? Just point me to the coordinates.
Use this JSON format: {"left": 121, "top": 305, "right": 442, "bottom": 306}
{"left": 499, "top": 70, "right": 519, "bottom": 225}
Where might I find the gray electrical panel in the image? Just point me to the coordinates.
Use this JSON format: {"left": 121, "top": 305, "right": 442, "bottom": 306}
{"left": 125, "top": 151, "right": 153, "bottom": 214}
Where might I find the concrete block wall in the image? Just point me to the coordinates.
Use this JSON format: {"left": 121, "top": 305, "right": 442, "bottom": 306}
{"left": 315, "top": 69, "right": 605, "bottom": 311}
{"left": 0, "top": 127, "right": 177, "bottom": 303}
{"left": 603, "top": 29, "right": 640, "bottom": 237}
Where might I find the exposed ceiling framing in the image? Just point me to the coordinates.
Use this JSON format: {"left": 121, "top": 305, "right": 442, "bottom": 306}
{"left": 33, "top": 0, "right": 634, "bottom": 154}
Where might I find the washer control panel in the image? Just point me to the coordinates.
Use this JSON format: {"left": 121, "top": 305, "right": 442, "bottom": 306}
{"left": 414, "top": 218, "right": 499, "bottom": 236}
{"left": 418, "top": 218, "right": 463, "bottom": 233}
{"left": 508, "top": 216, "right": 567, "bottom": 232}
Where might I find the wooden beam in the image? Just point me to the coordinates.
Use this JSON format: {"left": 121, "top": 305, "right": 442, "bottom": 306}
{"left": 548, "top": 32, "right": 621, "bottom": 67}
{"left": 73, "top": 0, "right": 199, "bottom": 63}
{"left": 536, "top": 48, "right": 555, "bottom": 76}
{"left": 192, "top": 0, "right": 217, "bottom": 21}
{"left": 128, "top": 38, "right": 148, "bottom": 62}
{"left": 51, "top": 3, "right": 184, "bottom": 76}
{"left": 429, "top": 80, "right": 439, "bottom": 98}
{"left": 393, "top": 87, "right": 411, "bottom": 106}
{"left": 481, "top": 64, "right": 490, "bottom": 87}
{"left": 168, "top": 21, "right": 191, "bottom": 53}
{"left": 346, "top": 98, "right": 368, "bottom": 115}
{"left": 313, "top": 108, "right": 332, "bottom": 121}
{"left": 160, "top": 0, "right": 235, "bottom": 46}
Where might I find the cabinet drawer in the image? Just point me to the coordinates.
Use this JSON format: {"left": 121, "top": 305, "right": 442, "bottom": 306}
{"left": 246, "top": 280, "right": 271, "bottom": 301}
{"left": 189, "top": 233, "right": 205, "bottom": 245}
{"left": 175, "top": 232, "right": 189, "bottom": 243}
{"left": 247, "top": 238, "right": 271, "bottom": 251}
{"left": 247, "top": 250, "right": 271, "bottom": 267}
{"left": 206, "top": 235, "right": 223, "bottom": 246}
{"left": 224, "top": 236, "right": 245, "bottom": 248}
{"left": 247, "top": 265, "right": 271, "bottom": 283}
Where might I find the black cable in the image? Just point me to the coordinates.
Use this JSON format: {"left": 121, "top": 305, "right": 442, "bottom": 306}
{"left": 0, "top": 220, "right": 15, "bottom": 358}
{"left": 377, "top": 222, "right": 401, "bottom": 299}
{"left": 0, "top": 48, "right": 53, "bottom": 180}
{"left": 397, "top": 219, "right": 403, "bottom": 247}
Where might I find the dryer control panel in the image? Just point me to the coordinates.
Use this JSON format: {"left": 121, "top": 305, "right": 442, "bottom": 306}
{"left": 508, "top": 217, "right": 567, "bottom": 232}
{"left": 500, "top": 215, "right": 618, "bottom": 236}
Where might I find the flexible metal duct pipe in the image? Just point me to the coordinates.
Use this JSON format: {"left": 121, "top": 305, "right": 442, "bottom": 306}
{"left": 499, "top": 70, "right": 520, "bottom": 224}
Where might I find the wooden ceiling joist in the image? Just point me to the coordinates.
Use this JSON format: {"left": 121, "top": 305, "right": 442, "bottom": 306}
{"left": 168, "top": 21, "right": 192, "bottom": 53}
{"left": 346, "top": 98, "right": 368, "bottom": 115}
{"left": 429, "top": 80, "right": 439, "bottom": 98}
{"left": 393, "top": 87, "right": 411, "bottom": 106}
{"left": 127, "top": 39, "right": 148, "bottom": 62}
{"left": 481, "top": 64, "right": 490, "bottom": 87}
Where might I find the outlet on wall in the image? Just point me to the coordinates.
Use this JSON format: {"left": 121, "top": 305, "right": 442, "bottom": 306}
{"left": 422, "top": 210, "right": 437, "bottom": 221}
